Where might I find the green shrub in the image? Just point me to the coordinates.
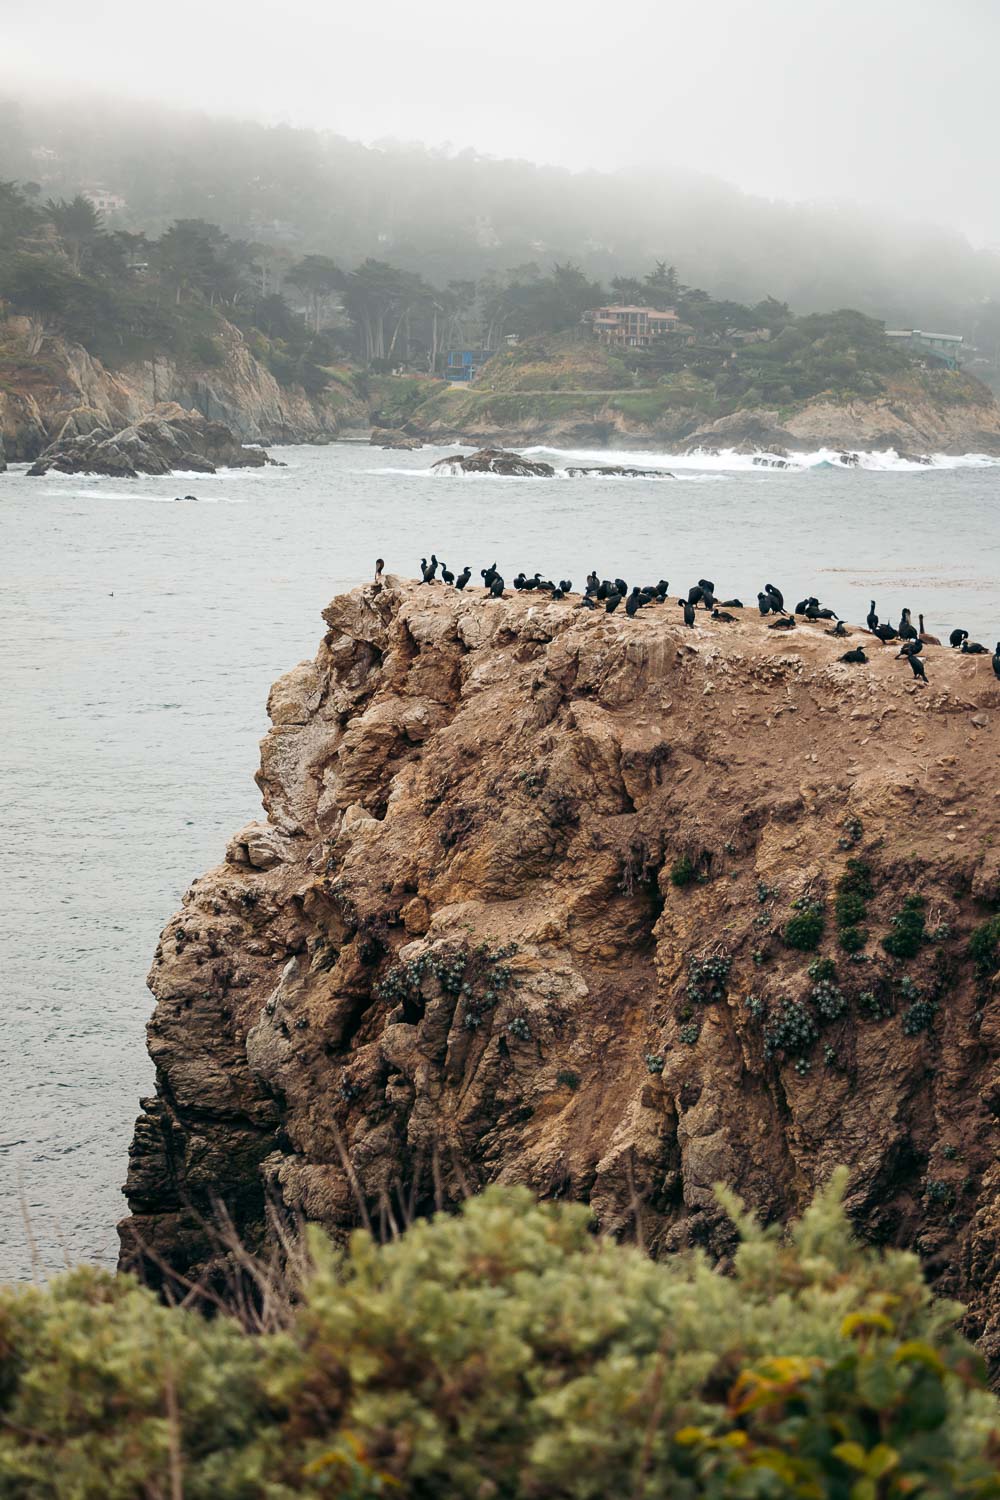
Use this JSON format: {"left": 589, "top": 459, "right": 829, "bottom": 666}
{"left": 670, "top": 854, "right": 696, "bottom": 888}
{"left": 968, "top": 915, "right": 1000, "bottom": 976}
{"left": 784, "top": 904, "right": 825, "bottom": 951}
{"left": 1, "top": 1181, "right": 998, "bottom": 1498}
{"left": 556, "top": 1069, "right": 580, "bottom": 1091}
{"left": 883, "top": 896, "right": 927, "bottom": 959}
{"left": 840, "top": 858, "right": 875, "bottom": 900}
{"left": 835, "top": 890, "right": 867, "bottom": 927}
{"left": 839, "top": 925, "right": 867, "bottom": 953}
{"left": 807, "top": 958, "right": 837, "bottom": 982}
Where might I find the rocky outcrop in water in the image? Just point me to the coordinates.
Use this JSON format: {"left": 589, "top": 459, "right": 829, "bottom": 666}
{"left": 565, "top": 464, "right": 674, "bottom": 478}
{"left": 432, "top": 448, "right": 556, "bottom": 477}
{"left": 27, "top": 404, "right": 272, "bottom": 477}
{"left": 120, "top": 582, "right": 1000, "bottom": 1372}
{"left": 370, "top": 428, "right": 423, "bottom": 450}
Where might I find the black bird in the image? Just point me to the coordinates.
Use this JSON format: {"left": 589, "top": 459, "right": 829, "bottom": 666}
{"left": 711, "top": 609, "right": 737, "bottom": 622}
{"left": 596, "top": 580, "right": 611, "bottom": 600}
{"left": 441, "top": 564, "right": 455, "bottom": 585}
{"left": 720, "top": 598, "right": 743, "bottom": 608}
{"left": 757, "top": 592, "right": 772, "bottom": 616}
{"left": 918, "top": 615, "right": 941, "bottom": 646}
{"left": 794, "top": 597, "right": 810, "bottom": 615}
{"left": 688, "top": 584, "right": 705, "bottom": 607}
{"left": 513, "top": 572, "right": 527, "bottom": 590}
{"left": 765, "top": 583, "right": 785, "bottom": 610}
{"left": 700, "top": 588, "right": 717, "bottom": 610}
{"left": 866, "top": 600, "right": 879, "bottom": 632}
{"left": 489, "top": 575, "right": 505, "bottom": 598}
{"left": 537, "top": 578, "right": 555, "bottom": 592}
{"left": 427, "top": 554, "right": 440, "bottom": 581}
{"left": 481, "top": 562, "right": 498, "bottom": 587}
{"left": 681, "top": 599, "right": 695, "bottom": 627}
{"left": 615, "top": 577, "right": 628, "bottom": 596}
{"left": 606, "top": 591, "right": 623, "bottom": 614}
{"left": 454, "top": 567, "right": 471, "bottom": 590}
{"left": 897, "top": 639, "right": 923, "bottom": 658}
{"left": 656, "top": 579, "right": 670, "bottom": 600}
{"left": 840, "top": 647, "right": 868, "bottom": 664}
{"left": 961, "top": 640, "right": 989, "bottom": 655}
{"left": 374, "top": 558, "right": 385, "bottom": 582}
{"left": 578, "top": 596, "right": 596, "bottom": 610}
{"left": 769, "top": 615, "right": 796, "bottom": 630}
{"left": 826, "top": 620, "right": 848, "bottom": 637}
{"left": 949, "top": 628, "right": 968, "bottom": 649}
{"left": 898, "top": 608, "right": 917, "bottom": 641}
{"left": 907, "top": 653, "right": 928, "bottom": 683}
{"left": 874, "top": 622, "right": 899, "bottom": 642}
{"left": 993, "top": 643, "right": 1000, "bottom": 680}
{"left": 698, "top": 578, "right": 716, "bottom": 595}
{"left": 625, "top": 590, "right": 643, "bottom": 617}
{"left": 559, "top": 579, "right": 572, "bottom": 594}
{"left": 420, "top": 557, "right": 431, "bottom": 583}
{"left": 586, "top": 571, "right": 600, "bottom": 594}
{"left": 805, "top": 597, "right": 838, "bottom": 620}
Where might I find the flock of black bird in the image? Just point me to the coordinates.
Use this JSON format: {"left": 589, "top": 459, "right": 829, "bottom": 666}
{"left": 409, "top": 555, "right": 1000, "bottom": 686}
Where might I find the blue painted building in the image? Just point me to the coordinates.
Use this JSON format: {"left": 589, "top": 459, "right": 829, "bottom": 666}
{"left": 445, "top": 349, "right": 494, "bottom": 382}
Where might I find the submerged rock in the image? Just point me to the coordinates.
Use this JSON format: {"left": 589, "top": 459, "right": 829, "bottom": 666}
{"left": 432, "top": 447, "right": 555, "bottom": 477}
{"left": 565, "top": 464, "right": 674, "bottom": 478}
{"left": 26, "top": 403, "right": 272, "bottom": 477}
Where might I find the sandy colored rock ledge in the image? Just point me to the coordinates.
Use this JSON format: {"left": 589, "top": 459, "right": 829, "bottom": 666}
{"left": 119, "top": 580, "right": 1000, "bottom": 1374}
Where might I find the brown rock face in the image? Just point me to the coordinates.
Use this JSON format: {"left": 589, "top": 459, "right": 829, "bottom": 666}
{"left": 120, "top": 583, "right": 1000, "bottom": 1368}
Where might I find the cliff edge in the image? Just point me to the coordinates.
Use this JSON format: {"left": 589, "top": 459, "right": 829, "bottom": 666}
{"left": 120, "top": 583, "right": 1000, "bottom": 1367}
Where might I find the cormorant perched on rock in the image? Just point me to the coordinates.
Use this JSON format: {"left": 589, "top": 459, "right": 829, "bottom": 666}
{"left": 961, "top": 640, "right": 989, "bottom": 655}
{"left": 949, "top": 628, "right": 968, "bottom": 649}
{"left": 656, "top": 579, "right": 670, "bottom": 600}
{"left": 866, "top": 600, "right": 879, "bottom": 632}
{"left": 427, "top": 554, "right": 440, "bottom": 581}
{"left": 826, "top": 620, "right": 849, "bottom": 637}
{"left": 578, "top": 596, "right": 596, "bottom": 610}
{"left": 625, "top": 589, "right": 643, "bottom": 617}
{"left": 681, "top": 599, "right": 695, "bottom": 627}
{"left": 805, "top": 598, "right": 838, "bottom": 620}
{"left": 874, "top": 622, "right": 899, "bottom": 642}
{"left": 765, "top": 583, "right": 784, "bottom": 610}
{"left": 757, "top": 592, "right": 773, "bottom": 615}
{"left": 907, "top": 652, "right": 928, "bottom": 683}
{"left": 840, "top": 647, "right": 868, "bottom": 664}
{"left": 513, "top": 573, "right": 527, "bottom": 590}
{"left": 586, "top": 571, "right": 600, "bottom": 594}
{"left": 559, "top": 579, "right": 572, "bottom": 594}
{"left": 711, "top": 609, "right": 737, "bottom": 622}
{"left": 489, "top": 574, "right": 505, "bottom": 597}
{"left": 720, "top": 598, "right": 743, "bottom": 608}
{"left": 605, "top": 591, "right": 623, "bottom": 614}
{"left": 897, "top": 639, "right": 923, "bottom": 658}
{"left": 454, "top": 567, "right": 471, "bottom": 590}
{"left": 698, "top": 578, "right": 715, "bottom": 596}
{"left": 794, "top": 598, "right": 810, "bottom": 615}
{"left": 420, "top": 557, "right": 431, "bottom": 582}
{"left": 688, "top": 584, "right": 705, "bottom": 607}
{"left": 481, "top": 562, "right": 499, "bottom": 587}
{"left": 918, "top": 615, "right": 941, "bottom": 645}
{"left": 441, "top": 563, "right": 455, "bottom": 585}
{"left": 769, "top": 615, "right": 796, "bottom": 630}
{"left": 374, "top": 558, "right": 385, "bottom": 582}
{"left": 993, "top": 643, "right": 1000, "bottom": 680}
{"left": 615, "top": 577, "right": 628, "bottom": 596}
{"left": 898, "top": 608, "right": 917, "bottom": 641}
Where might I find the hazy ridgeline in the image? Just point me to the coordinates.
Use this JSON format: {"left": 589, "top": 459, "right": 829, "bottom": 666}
{"left": 3, "top": 89, "right": 1000, "bottom": 350}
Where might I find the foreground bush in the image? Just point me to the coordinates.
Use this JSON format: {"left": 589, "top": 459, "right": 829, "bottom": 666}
{"left": 2, "top": 1175, "right": 999, "bottom": 1497}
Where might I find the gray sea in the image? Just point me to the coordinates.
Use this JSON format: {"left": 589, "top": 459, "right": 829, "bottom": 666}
{"left": 3, "top": 439, "right": 1000, "bottom": 1279}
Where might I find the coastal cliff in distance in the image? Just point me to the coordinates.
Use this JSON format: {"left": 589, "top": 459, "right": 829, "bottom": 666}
{"left": 400, "top": 331, "right": 1000, "bottom": 454}
{"left": 120, "top": 580, "right": 1000, "bottom": 1373}
{"left": 0, "top": 314, "right": 366, "bottom": 462}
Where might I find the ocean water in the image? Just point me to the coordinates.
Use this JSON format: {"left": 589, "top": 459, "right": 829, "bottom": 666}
{"left": 3, "top": 439, "right": 1000, "bottom": 1280}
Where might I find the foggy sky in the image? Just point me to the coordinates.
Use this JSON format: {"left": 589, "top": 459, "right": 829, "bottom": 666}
{"left": 4, "top": 0, "right": 997, "bottom": 243}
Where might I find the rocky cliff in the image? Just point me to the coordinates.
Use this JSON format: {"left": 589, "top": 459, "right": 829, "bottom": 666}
{"left": 0, "top": 316, "right": 366, "bottom": 462}
{"left": 120, "top": 583, "right": 1000, "bottom": 1369}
